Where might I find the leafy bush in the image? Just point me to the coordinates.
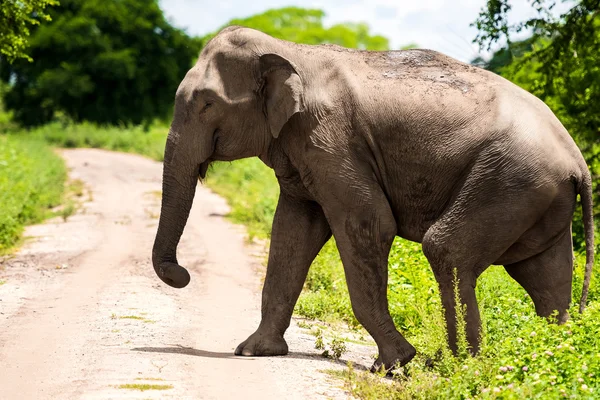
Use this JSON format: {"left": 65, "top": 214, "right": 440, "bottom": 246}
{"left": 0, "top": 134, "right": 66, "bottom": 251}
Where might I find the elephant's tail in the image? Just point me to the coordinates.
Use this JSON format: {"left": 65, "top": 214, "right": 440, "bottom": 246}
{"left": 578, "top": 172, "right": 595, "bottom": 313}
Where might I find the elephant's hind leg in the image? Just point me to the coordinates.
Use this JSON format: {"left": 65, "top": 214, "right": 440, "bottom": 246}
{"left": 504, "top": 228, "right": 574, "bottom": 323}
{"left": 422, "top": 235, "right": 486, "bottom": 356}
{"left": 422, "top": 156, "right": 556, "bottom": 355}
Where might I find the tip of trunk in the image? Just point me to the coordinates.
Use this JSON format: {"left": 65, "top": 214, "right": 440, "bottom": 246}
{"left": 154, "top": 261, "right": 191, "bottom": 288}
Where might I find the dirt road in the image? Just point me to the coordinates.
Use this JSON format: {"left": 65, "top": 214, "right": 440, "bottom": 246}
{"left": 0, "top": 149, "right": 375, "bottom": 399}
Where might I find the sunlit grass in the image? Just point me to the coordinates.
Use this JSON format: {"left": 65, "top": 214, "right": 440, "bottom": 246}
{"left": 117, "top": 383, "right": 173, "bottom": 391}
{"left": 0, "top": 135, "right": 66, "bottom": 252}
{"left": 23, "top": 121, "right": 168, "bottom": 161}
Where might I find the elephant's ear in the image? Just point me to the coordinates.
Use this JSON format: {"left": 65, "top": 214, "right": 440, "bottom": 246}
{"left": 259, "top": 53, "right": 304, "bottom": 138}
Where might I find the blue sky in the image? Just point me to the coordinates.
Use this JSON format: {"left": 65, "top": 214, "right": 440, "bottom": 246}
{"left": 159, "top": 0, "right": 573, "bottom": 63}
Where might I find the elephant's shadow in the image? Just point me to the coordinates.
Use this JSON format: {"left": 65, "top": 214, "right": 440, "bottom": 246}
{"left": 131, "top": 344, "right": 370, "bottom": 370}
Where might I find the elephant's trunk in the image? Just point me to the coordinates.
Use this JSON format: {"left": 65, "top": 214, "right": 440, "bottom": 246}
{"left": 152, "top": 130, "right": 205, "bottom": 288}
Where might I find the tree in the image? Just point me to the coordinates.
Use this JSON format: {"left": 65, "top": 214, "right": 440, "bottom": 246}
{"left": 472, "top": 0, "right": 599, "bottom": 248}
{"left": 470, "top": 37, "right": 535, "bottom": 72}
{"left": 472, "top": 0, "right": 599, "bottom": 143}
{"left": 0, "top": 0, "right": 202, "bottom": 126}
{"left": 202, "top": 7, "right": 389, "bottom": 50}
{"left": 0, "top": 0, "right": 58, "bottom": 62}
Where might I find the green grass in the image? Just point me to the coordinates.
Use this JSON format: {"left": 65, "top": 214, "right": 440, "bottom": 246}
{"left": 0, "top": 135, "right": 67, "bottom": 252}
{"left": 204, "top": 157, "right": 600, "bottom": 399}
{"left": 114, "top": 315, "right": 156, "bottom": 323}
{"left": 117, "top": 383, "right": 173, "bottom": 391}
{"left": 119, "top": 315, "right": 145, "bottom": 320}
{"left": 23, "top": 121, "right": 168, "bottom": 161}
{"left": 205, "top": 159, "right": 279, "bottom": 240}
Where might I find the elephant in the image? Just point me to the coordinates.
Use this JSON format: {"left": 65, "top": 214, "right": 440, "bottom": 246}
{"left": 152, "top": 25, "right": 594, "bottom": 371}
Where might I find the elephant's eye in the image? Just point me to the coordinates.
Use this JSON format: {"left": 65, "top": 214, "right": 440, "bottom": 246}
{"left": 200, "top": 102, "right": 212, "bottom": 114}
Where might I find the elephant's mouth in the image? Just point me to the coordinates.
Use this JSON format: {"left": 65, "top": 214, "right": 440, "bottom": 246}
{"left": 199, "top": 159, "right": 211, "bottom": 180}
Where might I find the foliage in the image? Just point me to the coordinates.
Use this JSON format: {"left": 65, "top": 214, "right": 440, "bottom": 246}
{"left": 205, "top": 160, "right": 279, "bottom": 240}
{"left": 470, "top": 37, "right": 536, "bottom": 72}
{"left": 16, "top": 121, "right": 168, "bottom": 161}
{"left": 202, "top": 7, "right": 389, "bottom": 51}
{"left": 0, "top": 0, "right": 58, "bottom": 62}
{"left": 205, "top": 156, "right": 600, "bottom": 398}
{"left": 0, "top": 134, "right": 65, "bottom": 251}
{"left": 472, "top": 1, "right": 600, "bottom": 250}
{"left": 295, "top": 239, "right": 356, "bottom": 325}
{"left": 0, "top": 0, "right": 202, "bottom": 127}
{"left": 314, "top": 328, "right": 348, "bottom": 359}
{"left": 340, "top": 292, "right": 600, "bottom": 399}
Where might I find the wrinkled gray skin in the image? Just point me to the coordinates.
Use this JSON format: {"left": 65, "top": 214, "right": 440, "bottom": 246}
{"left": 152, "top": 26, "right": 595, "bottom": 371}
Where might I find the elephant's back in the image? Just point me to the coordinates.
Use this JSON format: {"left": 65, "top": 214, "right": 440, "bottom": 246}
{"left": 314, "top": 46, "right": 586, "bottom": 241}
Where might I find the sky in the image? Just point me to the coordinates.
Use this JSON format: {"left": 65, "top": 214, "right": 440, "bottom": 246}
{"left": 159, "top": 0, "right": 574, "bottom": 63}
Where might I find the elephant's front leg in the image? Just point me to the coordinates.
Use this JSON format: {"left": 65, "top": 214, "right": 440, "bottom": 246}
{"left": 235, "top": 192, "right": 331, "bottom": 356}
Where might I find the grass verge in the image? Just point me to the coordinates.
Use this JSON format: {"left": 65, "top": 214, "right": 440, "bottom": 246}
{"left": 23, "top": 121, "right": 168, "bottom": 161}
{"left": 0, "top": 135, "right": 67, "bottom": 253}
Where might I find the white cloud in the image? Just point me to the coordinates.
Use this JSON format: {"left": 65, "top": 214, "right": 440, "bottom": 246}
{"left": 159, "top": 0, "right": 575, "bottom": 63}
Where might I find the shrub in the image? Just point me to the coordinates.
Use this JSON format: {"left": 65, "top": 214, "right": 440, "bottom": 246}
{"left": 0, "top": 134, "right": 66, "bottom": 251}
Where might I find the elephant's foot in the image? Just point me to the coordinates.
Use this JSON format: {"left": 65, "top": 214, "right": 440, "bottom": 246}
{"left": 234, "top": 329, "right": 288, "bottom": 356}
{"left": 370, "top": 344, "right": 416, "bottom": 374}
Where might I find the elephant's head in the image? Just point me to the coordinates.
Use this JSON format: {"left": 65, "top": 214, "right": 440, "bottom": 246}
{"left": 152, "top": 26, "right": 305, "bottom": 288}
